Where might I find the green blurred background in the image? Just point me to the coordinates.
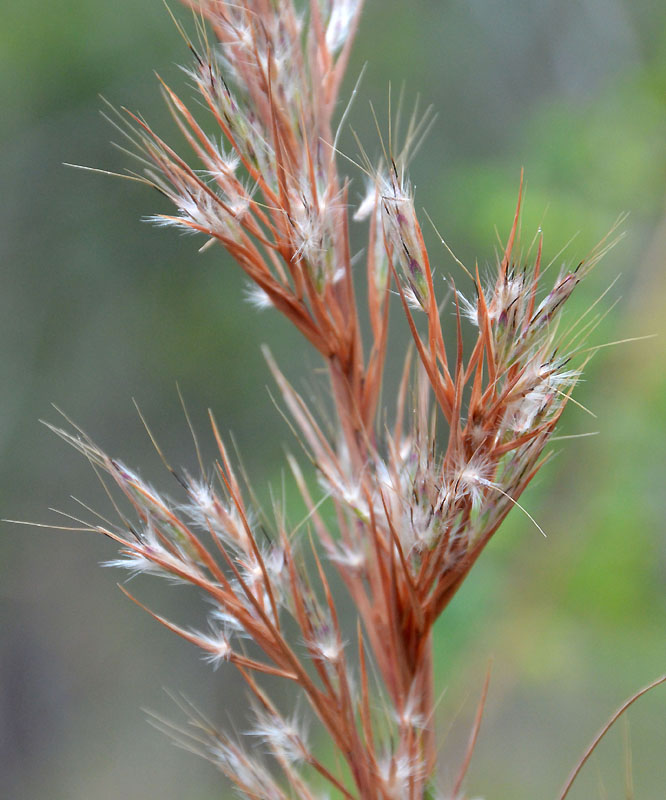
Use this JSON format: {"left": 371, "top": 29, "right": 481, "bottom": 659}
{"left": 1, "top": 1, "right": 664, "bottom": 798}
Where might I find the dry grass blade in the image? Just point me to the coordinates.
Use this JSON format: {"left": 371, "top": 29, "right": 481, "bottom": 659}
{"left": 558, "top": 675, "right": 666, "bottom": 800}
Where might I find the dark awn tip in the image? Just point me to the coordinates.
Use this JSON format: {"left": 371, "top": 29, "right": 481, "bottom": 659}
{"left": 170, "top": 468, "right": 189, "bottom": 490}
{"left": 189, "top": 43, "right": 204, "bottom": 68}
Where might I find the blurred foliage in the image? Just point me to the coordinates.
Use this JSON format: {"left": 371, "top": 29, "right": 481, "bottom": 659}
{"left": 1, "top": 1, "right": 665, "bottom": 798}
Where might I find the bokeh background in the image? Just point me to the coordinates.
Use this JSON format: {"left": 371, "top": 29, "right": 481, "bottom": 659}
{"left": 1, "top": 1, "right": 665, "bottom": 798}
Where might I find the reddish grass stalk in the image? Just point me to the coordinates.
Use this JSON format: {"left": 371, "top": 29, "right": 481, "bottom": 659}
{"left": 38, "top": 1, "right": 638, "bottom": 797}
